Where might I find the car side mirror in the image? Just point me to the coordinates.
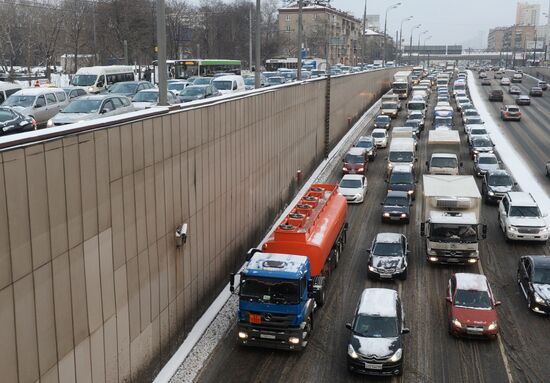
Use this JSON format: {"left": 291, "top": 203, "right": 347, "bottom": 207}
{"left": 100, "top": 109, "right": 107, "bottom": 114}
{"left": 514, "top": 182, "right": 518, "bottom": 186}
{"left": 345, "top": 323, "right": 352, "bottom": 330}
{"left": 380, "top": 202, "right": 384, "bottom": 206}
{"left": 409, "top": 203, "right": 413, "bottom": 207}
{"left": 459, "top": 162, "right": 464, "bottom": 167}
{"left": 494, "top": 301, "right": 502, "bottom": 306}
{"left": 229, "top": 273, "right": 235, "bottom": 293}
{"left": 402, "top": 328, "right": 410, "bottom": 334}
{"left": 366, "top": 249, "right": 371, "bottom": 254}
{"left": 420, "top": 222, "right": 425, "bottom": 236}
{"left": 415, "top": 158, "right": 418, "bottom": 162}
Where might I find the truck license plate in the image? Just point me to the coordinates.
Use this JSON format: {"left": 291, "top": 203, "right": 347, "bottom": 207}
{"left": 365, "top": 363, "right": 383, "bottom": 370}
{"left": 259, "top": 334, "right": 276, "bottom": 339}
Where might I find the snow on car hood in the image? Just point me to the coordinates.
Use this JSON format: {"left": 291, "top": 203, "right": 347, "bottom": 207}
{"left": 132, "top": 102, "right": 155, "bottom": 110}
{"left": 508, "top": 216, "right": 547, "bottom": 228}
{"left": 489, "top": 185, "right": 512, "bottom": 193}
{"left": 338, "top": 187, "right": 362, "bottom": 196}
{"left": 372, "top": 256, "right": 404, "bottom": 271}
{"left": 353, "top": 335, "right": 399, "bottom": 359}
{"left": 533, "top": 284, "right": 550, "bottom": 301}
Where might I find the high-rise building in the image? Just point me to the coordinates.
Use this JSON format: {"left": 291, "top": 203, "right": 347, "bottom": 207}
{"left": 516, "top": 2, "right": 541, "bottom": 26}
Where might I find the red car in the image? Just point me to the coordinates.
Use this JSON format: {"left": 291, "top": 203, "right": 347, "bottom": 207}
{"left": 342, "top": 147, "right": 368, "bottom": 175}
{"left": 446, "top": 273, "right": 501, "bottom": 339}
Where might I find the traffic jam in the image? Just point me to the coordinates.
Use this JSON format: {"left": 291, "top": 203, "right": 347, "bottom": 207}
{"left": 224, "top": 64, "right": 550, "bottom": 378}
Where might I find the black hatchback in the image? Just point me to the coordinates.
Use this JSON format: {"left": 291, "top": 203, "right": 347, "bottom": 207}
{"left": 517, "top": 256, "right": 550, "bottom": 315}
{"left": 374, "top": 115, "right": 391, "bottom": 129}
{"left": 0, "top": 106, "right": 36, "bottom": 135}
{"left": 381, "top": 191, "right": 412, "bottom": 223}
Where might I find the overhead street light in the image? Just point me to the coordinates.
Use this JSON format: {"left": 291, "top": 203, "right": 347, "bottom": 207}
{"left": 383, "top": 2, "right": 401, "bottom": 66}
{"left": 399, "top": 16, "right": 413, "bottom": 65}
{"left": 417, "top": 30, "right": 429, "bottom": 65}
{"left": 408, "top": 24, "right": 421, "bottom": 64}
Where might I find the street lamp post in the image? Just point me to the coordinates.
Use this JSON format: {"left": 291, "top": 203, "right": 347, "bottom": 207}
{"left": 417, "top": 30, "right": 428, "bottom": 65}
{"left": 383, "top": 2, "right": 401, "bottom": 66}
{"left": 423, "top": 35, "right": 432, "bottom": 67}
{"left": 399, "top": 16, "right": 413, "bottom": 66}
{"left": 408, "top": 24, "right": 421, "bottom": 64}
{"left": 255, "top": 0, "right": 261, "bottom": 88}
{"left": 297, "top": 0, "right": 303, "bottom": 80}
{"left": 156, "top": 0, "right": 167, "bottom": 105}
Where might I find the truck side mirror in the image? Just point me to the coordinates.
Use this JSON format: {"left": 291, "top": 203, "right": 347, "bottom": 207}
{"left": 307, "top": 280, "right": 314, "bottom": 298}
{"left": 459, "top": 162, "right": 464, "bottom": 167}
{"left": 420, "top": 222, "right": 425, "bottom": 237}
{"left": 482, "top": 224, "right": 488, "bottom": 239}
{"left": 345, "top": 323, "right": 352, "bottom": 330}
{"left": 425, "top": 161, "right": 429, "bottom": 168}
{"left": 229, "top": 273, "right": 235, "bottom": 293}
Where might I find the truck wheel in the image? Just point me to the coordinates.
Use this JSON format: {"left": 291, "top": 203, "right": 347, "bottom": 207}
{"left": 316, "top": 287, "right": 326, "bottom": 307}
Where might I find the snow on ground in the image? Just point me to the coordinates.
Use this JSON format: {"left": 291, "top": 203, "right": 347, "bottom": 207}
{"left": 157, "top": 93, "right": 385, "bottom": 383}
{"left": 467, "top": 70, "right": 550, "bottom": 219}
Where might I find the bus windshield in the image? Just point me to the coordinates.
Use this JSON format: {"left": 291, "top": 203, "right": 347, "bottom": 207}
{"left": 71, "top": 74, "right": 97, "bottom": 87}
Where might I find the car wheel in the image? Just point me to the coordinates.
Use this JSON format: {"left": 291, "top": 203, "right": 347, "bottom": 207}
{"left": 527, "top": 295, "right": 535, "bottom": 311}
{"left": 367, "top": 269, "right": 376, "bottom": 280}
{"left": 400, "top": 268, "right": 408, "bottom": 280}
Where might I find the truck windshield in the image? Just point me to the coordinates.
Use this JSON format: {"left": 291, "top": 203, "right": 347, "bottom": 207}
{"left": 240, "top": 277, "right": 300, "bottom": 304}
{"left": 431, "top": 157, "right": 457, "bottom": 168}
{"left": 389, "top": 151, "right": 413, "bottom": 162}
{"left": 71, "top": 74, "right": 97, "bottom": 87}
{"left": 430, "top": 224, "right": 478, "bottom": 243}
{"left": 393, "top": 83, "right": 408, "bottom": 90}
{"left": 353, "top": 315, "right": 398, "bottom": 338}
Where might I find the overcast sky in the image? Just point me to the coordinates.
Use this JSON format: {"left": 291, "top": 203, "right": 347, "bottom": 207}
{"left": 330, "top": 0, "right": 549, "bottom": 48}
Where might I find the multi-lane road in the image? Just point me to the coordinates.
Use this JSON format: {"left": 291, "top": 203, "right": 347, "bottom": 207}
{"left": 193, "top": 72, "right": 550, "bottom": 383}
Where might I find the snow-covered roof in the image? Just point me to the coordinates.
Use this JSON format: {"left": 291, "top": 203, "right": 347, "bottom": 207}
{"left": 455, "top": 273, "right": 489, "bottom": 291}
{"left": 358, "top": 288, "right": 397, "bottom": 317}
{"left": 392, "top": 164, "right": 413, "bottom": 173}
{"left": 507, "top": 192, "right": 537, "bottom": 207}
{"left": 247, "top": 253, "right": 307, "bottom": 274}
{"left": 423, "top": 175, "right": 481, "bottom": 199}
{"left": 342, "top": 174, "right": 364, "bottom": 181}
{"left": 429, "top": 211, "right": 478, "bottom": 224}
{"left": 347, "top": 147, "right": 367, "bottom": 155}
{"left": 375, "top": 233, "right": 402, "bottom": 243}
{"left": 428, "top": 130, "right": 460, "bottom": 144}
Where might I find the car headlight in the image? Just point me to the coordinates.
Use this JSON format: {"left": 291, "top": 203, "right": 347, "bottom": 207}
{"left": 289, "top": 336, "right": 300, "bottom": 344}
{"left": 348, "top": 344, "right": 359, "bottom": 359}
{"left": 474, "top": 150, "right": 479, "bottom": 154}
{"left": 355, "top": 193, "right": 362, "bottom": 198}
{"left": 452, "top": 318, "right": 462, "bottom": 328}
{"left": 389, "top": 348, "right": 402, "bottom": 362}
{"left": 408, "top": 190, "right": 414, "bottom": 195}
{"left": 342, "top": 167, "right": 347, "bottom": 171}
{"left": 508, "top": 225, "right": 518, "bottom": 232}
{"left": 534, "top": 293, "right": 545, "bottom": 304}
{"left": 383, "top": 212, "right": 390, "bottom": 217}
{"left": 387, "top": 163, "right": 393, "bottom": 169}
{"left": 88, "top": 87, "right": 94, "bottom": 92}
{"left": 238, "top": 331, "right": 248, "bottom": 339}
{"left": 400, "top": 213, "right": 407, "bottom": 218}
{"left": 487, "top": 321, "right": 498, "bottom": 331}
{"left": 409, "top": 163, "right": 414, "bottom": 167}
{"left": 488, "top": 191, "right": 495, "bottom": 196}
{"left": 358, "top": 168, "right": 364, "bottom": 172}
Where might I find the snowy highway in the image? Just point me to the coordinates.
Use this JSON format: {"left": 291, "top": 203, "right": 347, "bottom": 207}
{"left": 172, "top": 70, "right": 550, "bottom": 383}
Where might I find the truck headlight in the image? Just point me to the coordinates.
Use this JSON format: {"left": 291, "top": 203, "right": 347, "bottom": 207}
{"left": 534, "top": 293, "right": 545, "bottom": 304}
{"left": 342, "top": 167, "right": 347, "bottom": 171}
{"left": 348, "top": 344, "right": 359, "bottom": 359}
{"left": 540, "top": 226, "right": 549, "bottom": 233}
{"left": 47, "top": 119, "right": 54, "bottom": 128}
{"left": 389, "top": 348, "right": 402, "bottom": 362}
{"left": 452, "top": 318, "right": 462, "bottom": 328}
{"left": 387, "top": 163, "right": 393, "bottom": 169}
{"left": 238, "top": 331, "right": 248, "bottom": 339}
{"left": 88, "top": 87, "right": 94, "bottom": 92}
{"left": 488, "top": 191, "right": 495, "bottom": 196}
{"left": 487, "top": 321, "right": 498, "bottom": 331}
{"left": 289, "top": 337, "right": 300, "bottom": 344}
{"left": 358, "top": 168, "right": 364, "bottom": 172}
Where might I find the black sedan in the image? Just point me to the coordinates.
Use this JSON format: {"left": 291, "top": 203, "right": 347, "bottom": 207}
{"left": 530, "top": 87, "right": 543, "bottom": 97}
{"left": 516, "top": 95, "right": 531, "bottom": 105}
{"left": 381, "top": 191, "right": 411, "bottom": 223}
{"left": 0, "top": 106, "right": 36, "bottom": 135}
{"left": 517, "top": 256, "right": 550, "bottom": 315}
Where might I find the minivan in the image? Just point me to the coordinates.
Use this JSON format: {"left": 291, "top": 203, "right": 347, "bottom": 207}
{"left": 387, "top": 138, "right": 416, "bottom": 175}
{"left": 407, "top": 99, "right": 426, "bottom": 117}
{"left": 212, "top": 75, "right": 246, "bottom": 95}
{"left": 2, "top": 87, "right": 69, "bottom": 127}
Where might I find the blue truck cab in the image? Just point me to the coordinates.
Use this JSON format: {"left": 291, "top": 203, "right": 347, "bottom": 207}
{"left": 230, "top": 251, "right": 315, "bottom": 350}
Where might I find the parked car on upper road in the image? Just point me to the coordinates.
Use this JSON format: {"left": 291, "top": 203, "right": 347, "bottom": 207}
{"left": 132, "top": 89, "right": 179, "bottom": 110}
{"left": 107, "top": 81, "right": 154, "bottom": 99}
{"left": 179, "top": 85, "right": 220, "bottom": 102}
{"left": 2, "top": 87, "right": 69, "bottom": 127}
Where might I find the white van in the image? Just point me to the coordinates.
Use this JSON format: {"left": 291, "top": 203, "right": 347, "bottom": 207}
{"left": 2, "top": 87, "right": 69, "bottom": 126}
{"left": 407, "top": 99, "right": 427, "bottom": 117}
{"left": 387, "top": 137, "right": 416, "bottom": 174}
{"left": 70, "top": 66, "right": 135, "bottom": 93}
{"left": 212, "top": 75, "right": 246, "bottom": 95}
{"left": 0, "top": 82, "right": 22, "bottom": 104}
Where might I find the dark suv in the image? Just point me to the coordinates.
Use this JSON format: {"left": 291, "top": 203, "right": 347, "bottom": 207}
{"left": 346, "top": 288, "right": 409, "bottom": 376}
{"left": 488, "top": 89, "right": 503, "bottom": 102}
{"left": 482, "top": 169, "right": 515, "bottom": 203}
{"left": 517, "top": 256, "right": 550, "bottom": 314}
{"left": 386, "top": 164, "right": 416, "bottom": 199}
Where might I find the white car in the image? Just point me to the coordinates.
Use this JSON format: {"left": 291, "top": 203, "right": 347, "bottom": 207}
{"left": 500, "top": 77, "right": 511, "bottom": 86}
{"left": 167, "top": 81, "right": 191, "bottom": 96}
{"left": 338, "top": 174, "right": 368, "bottom": 203}
{"left": 371, "top": 128, "right": 388, "bottom": 148}
{"left": 498, "top": 192, "right": 549, "bottom": 242}
{"left": 132, "top": 89, "right": 179, "bottom": 110}
{"left": 467, "top": 126, "right": 489, "bottom": 144}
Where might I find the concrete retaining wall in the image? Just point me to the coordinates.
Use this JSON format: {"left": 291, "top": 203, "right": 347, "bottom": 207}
{"left": 0, "top": 68, "right": 399, "bottom": 383}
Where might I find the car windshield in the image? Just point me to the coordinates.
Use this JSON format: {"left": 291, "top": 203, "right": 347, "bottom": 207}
{"left": 0, "top": 109, "right": 16, "bottom": 122}
{"left": 373, "top": 242, "right": 403, "bottom": 256}
{"left": 509, "top": 206, "right": 540, "bottom": 217}
{"left": 470, "top": 129, "right": 487, "bottom": 135}
{"left": 455, "top": 289, "right": 492, "bottom": 309}
{"left": 62, "top": 99, "right": 102, "bottom": 114}
{"left": 466, "top": 117, "right": 483, "bottom": 124}
{"left": 268, "top": 77, "right": 285, "bottom": 84}
{"left": 340, "top": 179, "right": 362, "bottom": 188}
{"left": 239, "top": 276, "right": 300, "bottom": 305}
{"left": 533, "top": 268, "right": 550, "bottom": 284}
{"left": 432, "top": 157, "right": 457, "bottom": 168}
{"left": 109, "top": 83, "right": 137, "bottom": 94}
{"left": 465, "top": 110, "right": 479, "bottom": 116}
{"left": 473, "top": 138, "right": 491, "bottom": 147}
{"left": 356, "top": 140, "right": 374, "bottom": 150}
{"left": 384, "top": 196, "right": 408, "bottom": 207}
{"left": 71, "top": 74, "right": 97, "bottom": 86}
{"left": 168, "top": 83, "right": 186, "bottom": 91}
{"left": 133, "top": 92, "right": 158, "bottom": 102}
{"left": 353, "top": 315, "right": 398, "bottom": 338}
{"left": 213, "top": 81, "right": 233, "bottom": 90}
{"left": 3, "top": 95, "right": 35, "bottom": 107}
{"left": 434, "top": 117, "right": 453, "bottom": 127}
{"left": 244, "top": 77, "right": 255, "bottom": 85}
{"left": 404, "top": 121, "right": 419, "bottom": 128}
{"left": 430, "top": 224, "right": 478, "bottom": 243}
{"left": 488, "top": 174, "right": 513, "bottom": 186}
{"left": 389, "top": 151, "right": 413, "bottom": 162}
{"left": 193, "top": 77, "right": 212, "bottom": 85}
{"left": 182, "top": 87, "right": 205, "bottom": 96}
{"left": 408, "top": 102, "right": 424, "bottom": 110}
{"left": 508, "top": 107, "right": 520, "bottom": 112}
{"left": 389, "top": 171, "right": 413, "bottom": 184}
{"left": 372, "top": 132, "right": 385, "bottom": 138}
{"left": 376, "top": 116, "right": 390, "bottom": 123}
{"left": 345, "top": 154, "right": 364, "bottom": 164}
{"left": 478, "top": 156, "right": 497, "bottom": 165}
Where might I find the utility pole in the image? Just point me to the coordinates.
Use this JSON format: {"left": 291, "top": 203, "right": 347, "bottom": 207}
{"left": 255, "top": 0, "right": 261, "bottom": 88}
{"left": 511, "top": 24, "right": 517, "bottom": 68}
{"left": 362, "top": 0, "right": 367, "bottom": 68}
{"left": 92, "top": 1, "right": 97, "bottom": 66}
{"left": 249, "top": 3, "right": 253, "bottom": 71}
{"left": 297, "top": 0, "right": 303, "bottom": 80}
{"left": 409, "top": 24, "right": 421, "bottom": 65}
{"left": 383, "top": 2, "right": 400, "bottom": 66}
{"left": 124, "top": 40, "right": 128, "bottom": 65}
{"left": 156, "top": 0, "right": 167, "bottom": 105}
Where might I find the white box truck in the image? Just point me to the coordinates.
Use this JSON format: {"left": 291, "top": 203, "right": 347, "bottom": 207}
{"left": 426, "top": 130, "right": 462, "bottom": 175}
{"left": 420, "top": 175, "right": 487, "bottom": 265}
{"left": 392, "top": 70, "right": 412, "bottom": 99}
